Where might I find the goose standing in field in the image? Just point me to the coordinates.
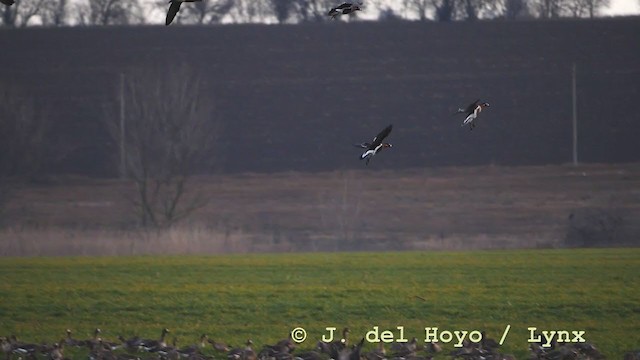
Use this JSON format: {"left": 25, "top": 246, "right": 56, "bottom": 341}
{"left": 329, "top": 327, "right": 350, "bottom": 353}
{"left": 261, "top": 333, "right": 296, "bottom": 357}
{"left": 63, "top": 330, "right": 84, "bottom": 348}
{"left": 336, "top": 338, "right": 364, "bottom": 360}
{"left": 363, "top": 343, "right": 385, "bottom": 360}
{"left": 118, "top": 335, "right": 142, "bottom": 353}
{"left": 274, "top": 333, "right": 296, "bottom": 353}
{"left": 328, "top": 2, "right": 362, "bottom": 19}
{"left": 176, "top": 334, "right": 208, "bottom": 357}
{"left": 479, "top": 331, "right": 499, "bottom": 353}
{"left": 155, "top": 337, "right": 179, "bottom": 358}
{"left": 455, "top": 99, "right": 490, "bottom": 130}
{"left": 88, "top": 340, "right": 116, "bottom": 360}
{"left": 355, "top": 125, "right": 393, "bottom": 166}
{"left": 316, "top": 328, "right": 350, "bottom": 358}
{"left": 0, "top": 0, "right": 14, "bottom": 6}
{"left": 390, "top": 337, "right": 420, "bottom": 357}
{"left": 9, "top": 335, "right": 41, "bottom": 358}
{"left": 101, "top": 338, "right": 122, "bottom": 352}
{"left": 1, "top": 337, "right": 12, "bottom": 358}
{"left": 228, "top": 339, "right": 256, "bottom": 360}
{"left": 139, "top": 328, "right": 169, "bottom": 352}
{"left": 47, "top": 342, "right": 64, "bottom": 360}
{"left": 165, "top": 0, "right": 203, "bottom": 26}
{"left": 85, "top": 328, "right": 102, "bottom": 349}
{"left": 209, "top": 339, "right": 231, "bottom": 353}
{"left": 424, "top": 341, "right": 442, "bottom": 355}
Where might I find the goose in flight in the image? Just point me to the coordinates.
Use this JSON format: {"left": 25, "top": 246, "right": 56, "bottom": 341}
{"left": 355, "top": 124, "right": 393, "bottom": 166}
{"left": 455, "top": 99, "right": 490, "bottom": 130}
{"left": 328, "top": 2, "right": 363, "bottom": 19}
{"left": 166, "top": 0, "right": 202, "bottom": 26}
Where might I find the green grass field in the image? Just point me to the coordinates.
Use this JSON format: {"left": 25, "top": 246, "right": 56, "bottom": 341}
{"left": 1, "top": 249, "right": 639, "bottom": 359}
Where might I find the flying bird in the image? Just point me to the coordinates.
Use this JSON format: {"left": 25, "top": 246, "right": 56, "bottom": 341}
{"left": 0, "top": 0, "right": 15, "bottom": 6}
{"left": 165, "top": 0, "right": 202, "bottom": 26}
{"left": 328, "top": 2, "right": 363, "bottom": 19}
{"left": 355, "top": 124, "right": 393, "bottom": 166}
{"left": 455, "top": 99, "right": 490, "bottom": 130}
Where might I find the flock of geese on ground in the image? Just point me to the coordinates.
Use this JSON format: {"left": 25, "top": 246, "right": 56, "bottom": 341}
{"left": 2, "top": 327, "right": 634, "bottom": 360}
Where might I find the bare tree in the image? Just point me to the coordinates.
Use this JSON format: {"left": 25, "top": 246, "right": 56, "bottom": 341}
{"left": 40, "top": 0, "right": 68, "bottom": 26}
{"left": 184, "top": 0, "right": 234, "bottom": 24}
{"left": 584, "top": 0, "right": 608, "bottom": 17}
{"left": 294, "top": 0, "right": 333, "bottom": 22}
{"left": 105, "top": 66, "right": 221, "bottom": 228}
{"left": 461, "top": 0, "right": 480, "bottom": 19}
{"left": 228, "top": 0, "right": 272, "bottom": 23}
{"left": 490, "top": 0, "right": 531, "bottom": 18}
{"left": 378, "top": 6, "right": 405, "bottom": 20}
{"left": 0, "top": 85, "right": 52, "bottom": 180}
{"left": 564, "top": 0, "right": 608, "bottom": 17}
{"left": 72, "top": 0, "right": 144, "bottom": 26}
{"left": 403, "top": 0, "right": 432, "bottom": 20}
{"left": 432, "top": 0, "right": 458, "bottom": 21}
{"left": 530, "top": 0, "right": 565, "bottom": 17}
{"left": 0, "top": 83, "right": 54, "bottom": 224}
{"left": 463, "top": 0, "right": 502, "bottom": 19}
{"left": 267, "top": 0, "right": 297, "bottom": 23}
{"left": 0, "top": 0, "right": 47, "bottom": 27}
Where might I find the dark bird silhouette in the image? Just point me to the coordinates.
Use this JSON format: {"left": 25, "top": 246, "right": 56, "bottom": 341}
{"left": 165, "top": 0, "right": 203, "bottom": 26}
{"left": 0, "top": 0, "right": 15, "bottom": 6}
{"left": 454, "top": 99, "right": 490, "bottom": 130}
{"left": 355, "top": 125, "right": 393, "bottom": 165}
{"left": 328, "top": 2, "right": 362, "bottom": 19}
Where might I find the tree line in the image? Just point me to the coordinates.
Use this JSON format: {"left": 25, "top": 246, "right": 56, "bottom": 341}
{"left": 0, "top": 0, "right": 620, "bottom": 27}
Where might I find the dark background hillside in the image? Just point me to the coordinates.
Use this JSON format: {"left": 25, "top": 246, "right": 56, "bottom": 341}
{"left": 1, "top": 18, "right": 639, "bottom": 176}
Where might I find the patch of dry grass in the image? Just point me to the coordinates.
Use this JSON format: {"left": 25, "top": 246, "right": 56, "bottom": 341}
{"left": 1, "top": 163, "right": 638, "bottom": 255}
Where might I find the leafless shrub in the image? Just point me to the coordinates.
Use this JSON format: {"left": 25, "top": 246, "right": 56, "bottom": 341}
{"left": 565, "top": 208, "right": 636, "bottom": 247}
{"left": 104, "top": 65, "right": 221, "bottom": 229}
